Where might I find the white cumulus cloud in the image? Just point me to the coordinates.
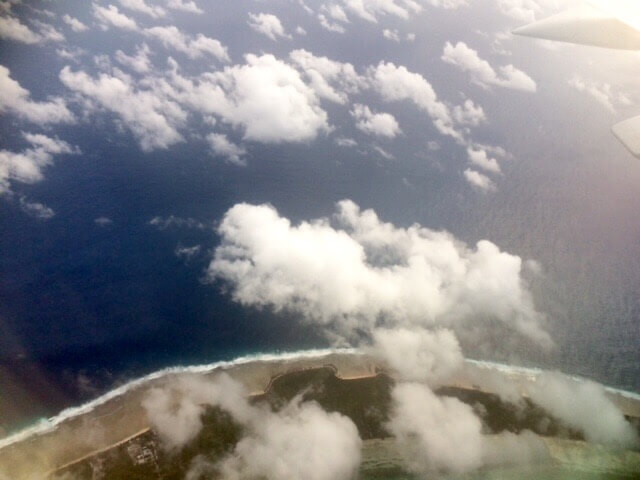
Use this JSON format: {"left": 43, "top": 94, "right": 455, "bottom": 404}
{"left": 248, "top": 12, "right": 291, "bottom": 41}
{"left": 464, "top": 168, "right": 496, "bottom": 192}
{"left": 442, "top": 41, "right": 537, "bottom": 92}
{"left": 166, "top": 0, "right": 203, "bottom": 14}
{"left": 318, "top": 13, "right": 346, "bottom": 33}
{"left": 218, "top": 399, "right": 361, "bottom": 480}
{"left": 340, "top": 0, "right": 420, "bottom": 23}
{"left": 119, "top": 0, "right": 166, "bottom": 18}
{"left": 322, "top": 3, "right": 350, "bottom": 23}
{"left": 169, "top": 54, "right": 330, "bottom": 143}
{"left": 351, "top": 104, "right": 401, "bottom": 138}
{"left": 0, "top": 65, "right": 74, "bottom": 125}
{"left": 427, "top": 0, "right": 468, "bottom": 7}
{"left": 31, "top": 20, "right": 65, "bottom": 42}
{"left": 467, "top": 146, "right": 501, "bottom": 174}
{"left": 289, "top": 49, "right": 364, "bottom": 104}
{"left": 19, "top": 197, "right": 55, "bottom": 220}
{"left": 388, "top": 381, "right": 548, "bottom": 474}
{"left": 209, "top": 200, "right": 550, "bottom": 346}
{"left": 372, "top": 327, "right": 463, "bottom": 384}
{"left": 144, "top": 25, "right": 229, "bottom": 61}
{"left": 93, "top": 4, "right": 139, "bottom": 31}
{"left": 60, "top": 66, "right": 187, "bottom": 151}
{"left": 0, "top": 132, "right": 77, "bottom": 194}
{"left": 388, "top": 382, "right": 484, "bottom": 473}
{"left": 452, "top": 99, "right": 486, "bottom": 126}
{"left": 496, "top": 0, "right": 564, "bottom": 22}
{"left": 0, "top": 15, "right": 38, "bottom": 43}
{"left": 143, "top": 374, "right": 253, "bottom": 450}
{"left": 367, "top": 61, "right": 462, "bottom": 140}
{"left": 335, "top": 137, "right": 358, "bottom": 147}
{"left": 62, "top": 14, "right": 88, "bottom": 32}
{"left": 144, "top": 374, "right": 362, "bottom": 480}
{"left": 383, "top": 28, "right": 400, "bottom": 41}
{"left": 526, "top": 372, "right": 640, "bottom": 449}
{"left": 567, "top": 75, "right": 629, "bottom": 113}
{"left": 325, "top": 0, "right": 467, "bottom": 25}
{"left": 0, "top": 15, "right": 62, "bottom": 43}
{"left": 207, "top": 133, "right": 247, "bottom": 165}
{"left": 115, "top": 43, "right": 152, "bottom": 73}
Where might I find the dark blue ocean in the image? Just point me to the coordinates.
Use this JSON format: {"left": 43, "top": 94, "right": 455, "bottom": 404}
{"left": 2, "top": 117, "right": 639, "bottom": 434}
{"left": 1, "top": 0, "right": 640, "bottom": 436}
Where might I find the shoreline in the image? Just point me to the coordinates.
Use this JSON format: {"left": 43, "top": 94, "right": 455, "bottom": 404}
{"left": 466, "top": 359, "right": 640, "bottom": 402}
{"left": 0, "top": 347, "right": 358, "bottom": 450}
{"left": 46, "top": 367, "right": 386, "bottom": 478}
{"left": 0, "top": 349, "right": 378, "bottom": 480}
{"left": 1, "top": 349, "right": 639, "bottom": 480}
{"left": 3, "top": 349, "right": 640, "bottom": 450}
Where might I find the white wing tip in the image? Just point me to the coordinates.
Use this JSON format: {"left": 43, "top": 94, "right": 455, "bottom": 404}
{"left": 511, "top": 5, "right": 640, "bottom": 50}
{"left": 612, "top": 116, "right": 640, "bottom": 158}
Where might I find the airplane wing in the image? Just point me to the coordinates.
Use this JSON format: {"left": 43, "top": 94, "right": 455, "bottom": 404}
{"left": 612, "top": 116, "right": 640, "bottom": 157}
{"left": 512, "top": 2, "right": 640, "bottom": 50}
{"left": 513, "top": 1, "right": 640, "bottom": 158}
{"left": 589, "top": 0, "right": 640, "bottom": 31}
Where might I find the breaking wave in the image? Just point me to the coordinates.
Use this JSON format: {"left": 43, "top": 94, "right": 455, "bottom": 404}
{"left": 1, "top": 349, "right": 638, "bottom": 450}
{"left": 0, "top": 348, "right": 355, "bottom": 450}
{"left": 467, "top": 359, "right": 640, "bottom": 401}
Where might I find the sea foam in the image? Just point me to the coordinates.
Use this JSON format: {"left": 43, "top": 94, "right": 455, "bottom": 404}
{"left": 1, "top": 349, "right": 638, "bottom": 450}
{"left": 0, "top": 348, "right": 355, "bottom": 450}
{"left": 467, "top": 359, "right": 640, "bottom": 401}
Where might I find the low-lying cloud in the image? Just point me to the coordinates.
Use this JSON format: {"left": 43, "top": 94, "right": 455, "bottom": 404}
{"left": 351, "top": 103, "right": 401, "bottom": 138}
{"left": 526, "top": 372, "right": 640, "bottom": 449}
{"left": 387, "top": 381, "right": 549, "bottom": 474}
{"left": 442, "top": 41, "right": 537, "bottom": 92}
{"left": 372, "top": 327, "right": 463, "bottom": 384}
{"left": 59, "top": 65, "right": 187, "bottom": 151}
{"left": 0, "top": 132, "right": 78, "bottom": 195}
{"left": 209, "top": 200, "right": 550, "bottom": 347}
{"left": 464, "top": 167, "right": 496, "bottom": 192}
{"left": 0, "top": 65, "right": 74, "bottom": 125}
{"left": 388, "top": 381, "right": 484, "bottom": 473}
{"left": 248, "top": 12, "right": 291, "bottom": 41}
{"left": 0, "top": 15, "right": 64, "bottom": 44}
{"left": 143, "top": 374, "right": 362, "bottom": 480}
{"left": 143, "top": 374, "right": 252, "bottom": 450}
{"left": 218, "top": 400, "right": 361, "bottom": 480}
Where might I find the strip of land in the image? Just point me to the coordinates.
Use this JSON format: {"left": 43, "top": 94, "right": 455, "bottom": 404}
{"left": 1, "top": 353, "right": 638, "bottom": 480}
{"left": 0, "top": 352, "right": 377, "bottom": 480}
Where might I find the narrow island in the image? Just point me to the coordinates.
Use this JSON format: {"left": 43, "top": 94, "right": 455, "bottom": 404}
{"left": 1, "top": 352, "right": 639, "bottom": 479}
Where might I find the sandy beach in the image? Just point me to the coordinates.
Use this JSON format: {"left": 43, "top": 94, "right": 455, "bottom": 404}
{"left": 1, "top": 351, "right": 638, "bottom": 480}
{"left": 0, "top": 350, "right": 377, "bottom": 479}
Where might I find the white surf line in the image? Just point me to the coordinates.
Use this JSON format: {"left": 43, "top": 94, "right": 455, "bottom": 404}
{"left": 466, "top": 359, "right": 640, "bottom": 401}
{"left": 3, "top": 350, "right": 638, "bottom": 450}
{"left": 0, "top": 348, "right": 357, "bottom": 450}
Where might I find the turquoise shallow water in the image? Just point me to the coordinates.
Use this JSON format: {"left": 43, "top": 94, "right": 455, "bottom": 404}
{"left": 2, "top": 351, "right": 639, "bottom": 450}
{"left": 360, "top": 470, "right": 638, "bottom": 480}
{"left": 360, "top": 438, "right": 640, "bottom": 480}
